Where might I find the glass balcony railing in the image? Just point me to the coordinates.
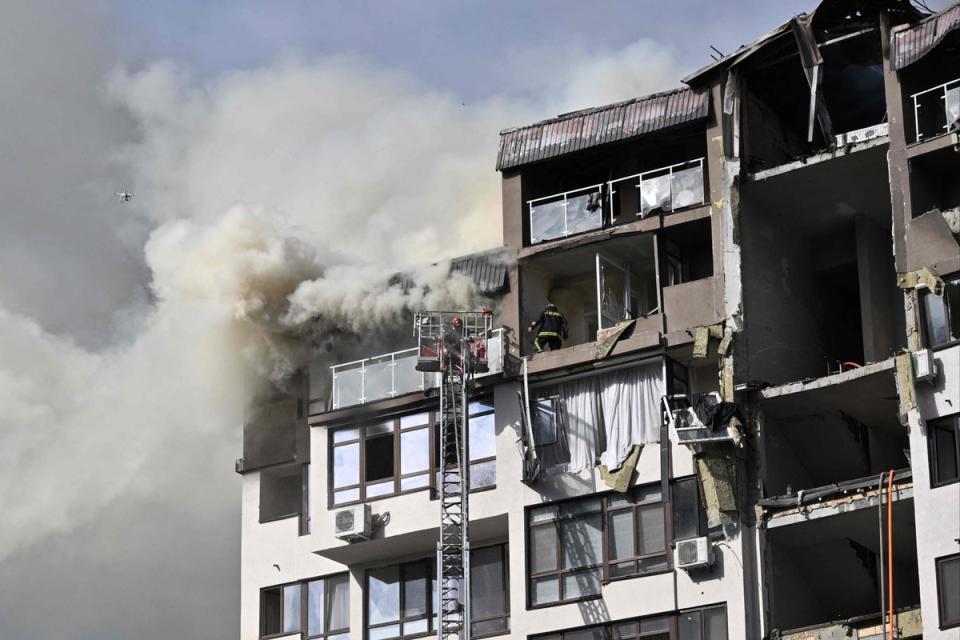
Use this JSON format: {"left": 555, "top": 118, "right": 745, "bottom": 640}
{"left": 528, "top": 184, "right": 605, "bottom": 244}
{"left": 326, "top": 329, "right": 505, "bottom": 410}
{"left": 526, "top": 159, "right": 706, "bottom": 246}
{"left": 609, "top": 158, "right": 705, "bottom": 219}
{"left": 911, "top": 77, "right": 960, "bottom": 142}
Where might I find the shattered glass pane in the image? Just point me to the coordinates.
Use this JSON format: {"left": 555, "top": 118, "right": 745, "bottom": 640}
{"left": 565, "top": 191, "right": 604, "bottom": 236}
{"left": 947, "top": 86, "right": 960, "bottom": 130}
{"left": 640, "top": 173, "right": 671, "bottom": 216}
{"left": 530, "top": 199, "right": 566, "bottom": 243}
{"left": 671, "top": 164, "right": 704, "bottom": 210}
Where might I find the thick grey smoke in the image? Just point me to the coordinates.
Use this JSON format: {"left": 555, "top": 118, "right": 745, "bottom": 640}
{"left": 0, "top": 5, "right": 687, "bottom": 638}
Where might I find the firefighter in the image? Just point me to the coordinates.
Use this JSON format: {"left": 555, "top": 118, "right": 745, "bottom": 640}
{"left": 527, "top": 302, "right": 568, "bottom": 352}
{"left": 443, "top": 315, "right": 464, "bottom": 363}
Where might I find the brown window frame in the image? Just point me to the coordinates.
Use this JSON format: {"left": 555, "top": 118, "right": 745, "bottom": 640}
{"left": 937, "top": 553, "right": 960, "bottom": 630}
{"left": 260, "top": 573, "right": 350, "bottom": 640}
{"left": 364, "top": 544, "right": 510, "bottom": 640}
{"left": 330, "top": 399, "right": 497, "bottom": 508}
{"left": 528, "top": 603, "right": 727, "bottom": 639}
{"left": 525, "top": 483, "right": 671, "bottom": 610}
{"left": 928, "top": 415, "right": 960, "bottom": 488}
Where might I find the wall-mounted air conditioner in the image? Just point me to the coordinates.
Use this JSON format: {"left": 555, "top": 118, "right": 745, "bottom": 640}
{"left": 334, "top": 504, "right": 372, "bottom": 542}
{"left": 913, "top": 348, "right": 938, "bottom": 383}
{"left": 675, "top": 537, "right": 714, "bottom": 571}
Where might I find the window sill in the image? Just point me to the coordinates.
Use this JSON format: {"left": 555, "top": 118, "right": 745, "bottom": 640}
{"left": 930, "top": 478, "right": 960, "bottom": 489}
{"left": 526, "top": 566, "right": 674, "bottom": 611}
{"left": 929, "top": 339, "right": 960, "bottom": 352}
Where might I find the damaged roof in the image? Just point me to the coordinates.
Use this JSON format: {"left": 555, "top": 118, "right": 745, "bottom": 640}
{"left": 683, "top": 0, "right": 926, "bottom": 87}
{"left": 892, "top": 2, "right": 960, "bottom": 70}
{"left": 449, "top": 248, "right": 509, "bottom": 294}
{"left": 495, "top": 87, "right": 710, "bottom": 171}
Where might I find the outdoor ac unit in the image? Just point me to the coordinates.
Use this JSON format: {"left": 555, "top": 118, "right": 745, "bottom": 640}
{"left": 835, "top": 123, "right": 889, "bottom": 147}
{"left": 334, "top": 504, "right": 372, "bottom": 542}
{"left": 675, "top": 537, "right": 714, "bottom": 571}
{"left": 913, "top": 348, "right": 939, "bottom": 383}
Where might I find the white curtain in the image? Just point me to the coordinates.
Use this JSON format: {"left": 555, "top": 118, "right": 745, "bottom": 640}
{"left": 558, "top": 378, "right": 600, "bottom": 473}
{"left": 599, "top": 362, "right": 663, "bottom": 470}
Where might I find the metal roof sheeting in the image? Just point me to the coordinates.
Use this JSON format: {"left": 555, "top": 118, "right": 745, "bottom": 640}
{"left": 892, "top": 3, "right": 960, "bottom": 70}
{"left": 450, "top": 249, "right": 509, "bottom": 294}
{"left": 496, "top": 88, "right": 710, "bottom": 171}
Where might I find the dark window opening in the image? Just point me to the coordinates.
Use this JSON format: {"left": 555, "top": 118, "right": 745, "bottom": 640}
{"left": 661, "top": 219, "right": 714, "bottom": 287}
{"left": 937, "top": 554, "right": 960, "bottom": 630}
{"left": 815, "top": 262, "right": 864, "bottom": 367}
{"left": 260, "top": 464, "right": 304, "bottom": 523}
{"left": 929, "top": 415, "right": 960, "bottom": 488}
{"left": 364, "top": 432, "right": 395, "bottom": 483}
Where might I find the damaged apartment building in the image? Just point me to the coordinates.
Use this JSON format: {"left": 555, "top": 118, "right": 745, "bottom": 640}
{"left": 237, "top": 2, "right": 960, "bottom": 639}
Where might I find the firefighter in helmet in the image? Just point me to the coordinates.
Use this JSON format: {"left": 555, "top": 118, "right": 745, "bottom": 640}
{"left": 527, "top": 302, "right": 568, "bottom": 352}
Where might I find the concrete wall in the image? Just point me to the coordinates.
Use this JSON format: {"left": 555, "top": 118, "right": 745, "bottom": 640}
{"left": 912, "top": 345, "right": 960, "bottom": 638}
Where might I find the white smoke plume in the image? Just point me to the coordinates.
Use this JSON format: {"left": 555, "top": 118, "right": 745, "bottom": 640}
{"left": 0, "top": 15, "right": 686, "bottom": 637}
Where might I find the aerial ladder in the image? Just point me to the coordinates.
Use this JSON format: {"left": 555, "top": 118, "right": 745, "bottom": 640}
{"left": 415, "top": 310, "right": 492, "bottom": 640}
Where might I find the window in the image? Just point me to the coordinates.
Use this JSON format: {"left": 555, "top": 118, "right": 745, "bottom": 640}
{"left": 527, "top": 484, "right": 669, "bottom": 608}
{"left": 530, "top": 605, "right": 727, "bottom": 640}
{"left": 260, "top": 464, "right": 304, "bottom": 523}
{"left": 331, "top": 401, "right": 496, "bottom": 507}
{"left": 365, "top": 545, "right": 510, "bottom": 639}
{"left": 937, "top": 554, "right": 960, "bottom": 629}
{"left": 929, "top": 416, "right": 960, "bottom": 487}
{"left": 261, "top": 574, "right": 349, "bottom": 639}
{"left": 922, "top": 276, "right": 960, "bottom": 348}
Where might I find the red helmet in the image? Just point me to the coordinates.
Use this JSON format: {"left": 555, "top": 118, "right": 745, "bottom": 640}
{"left": 451, "top": 315, "right": 463, "bottom": 328}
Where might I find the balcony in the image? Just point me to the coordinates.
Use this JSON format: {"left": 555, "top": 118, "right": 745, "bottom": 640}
{"left": 526, "top": 158, "right": 706, "bottom": 246}
{"left": 910, "top": 77, "right": 960, "bottom": 142}
{"left": 326, "top": 329, "right": 504, "bottom": 411}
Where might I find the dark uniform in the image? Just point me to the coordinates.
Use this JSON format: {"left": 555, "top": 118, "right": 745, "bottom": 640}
{"left": 528, "top": 304, "right": 568, "bottom": 352}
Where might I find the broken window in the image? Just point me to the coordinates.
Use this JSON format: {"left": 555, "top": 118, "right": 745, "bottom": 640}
{"left": 937, "top": 553, "right": 960, "bottom": 630}
{"left": 527, "top": 485, "right": 669, "bottom": 608}
{"left": 366, "top": 546, "right": 510, "bottom": 640}
{"left": 529, "top": 185, "right": 606, "bottom": 245}
{"left": 922, "top": 276, "right": 960, "bottom": 349}
{"left": 259, "top": 464, "right": 304, "bottom": 523}
{"left": 529, "top": 605, "right": 726, "bottom": 640}
{"left": 929, "top": 415, "right": 960, "bottom": 488}
{"left": 331, "top": 412, "right": 429, "bottom": 505}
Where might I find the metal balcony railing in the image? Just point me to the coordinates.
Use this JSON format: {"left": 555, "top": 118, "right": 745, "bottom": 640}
{"left": 911, "top": 77, "right": 960, "bottom": 142}
{"left": 327, "top": 328, "right": 504, "bottom": 410}
{"left": 528, "top": 183, "right": 605, "bottom": 244}
{"left": 608, "top": 157, "right": 705, "bottom": 219}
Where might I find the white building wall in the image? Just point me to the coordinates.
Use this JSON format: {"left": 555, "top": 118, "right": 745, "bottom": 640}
{"left": 240, "top": 375, "right": 750, "bottom": 639}
{"left": 912, "top": 345, "right": 960, "bottom": 639}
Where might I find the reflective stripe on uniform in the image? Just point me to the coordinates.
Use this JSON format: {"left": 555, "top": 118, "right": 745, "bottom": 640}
{"left": 537, "top": 331, "right": 559, "bottom": 337}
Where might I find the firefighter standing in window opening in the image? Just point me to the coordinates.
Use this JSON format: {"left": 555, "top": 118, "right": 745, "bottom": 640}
{"left": 527, "top": 302, "right": 568, "bottom": 352}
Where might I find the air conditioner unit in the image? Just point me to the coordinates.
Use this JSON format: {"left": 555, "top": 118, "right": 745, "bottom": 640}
{"left": 835, "top": 123, "right": 889, "bottom": 147}
{"left": 913, "top": 348, "right": 939, "bottom": 383}
{"left": 334, "top": 504, "right": 372, "bottom": 542}
{"left": 675, "top": 537, "right": 714, "bottom": 571}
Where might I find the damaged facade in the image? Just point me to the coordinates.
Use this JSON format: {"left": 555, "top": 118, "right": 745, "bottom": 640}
{"left": 239, "top": 2, "right": 960, "bottom": 639}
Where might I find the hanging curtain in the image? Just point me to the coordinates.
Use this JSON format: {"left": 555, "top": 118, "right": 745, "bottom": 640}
{"left": 558, "top": 377, "right": 600, "bottom": 473}
{"left": 598, "top": 362, "right": 663, "bottom": 470}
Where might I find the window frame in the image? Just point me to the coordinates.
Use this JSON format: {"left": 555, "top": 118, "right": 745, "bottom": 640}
{"left": 928, "top": 415, "right": 960, "bottom": 488}
{"left": 260, "top": 573, "right": 350, "bottom": 640}
{"left": 937, "top": 553, "right": 960, "bottom": 630}
{"left": 528, "top": 603, "right": 727, "bottom": 640}
{"left": 525, "top": 483, "right": 672, "bottom": 610}
{"left": 329, "top": 399, "right": 497, "bottom": 508}
{"left": 329, "top": 411, "right": 436, "bottom": 507}
{"left": 364, "top": 544, "right": 510, "bottom": 640}
{"left": 920, "top": 275, "right": 960, "bottom": 350}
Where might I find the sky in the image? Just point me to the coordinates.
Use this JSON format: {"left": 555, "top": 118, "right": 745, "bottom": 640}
{"left": 0, "top": 1, "right": 950, "bottom": 638}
